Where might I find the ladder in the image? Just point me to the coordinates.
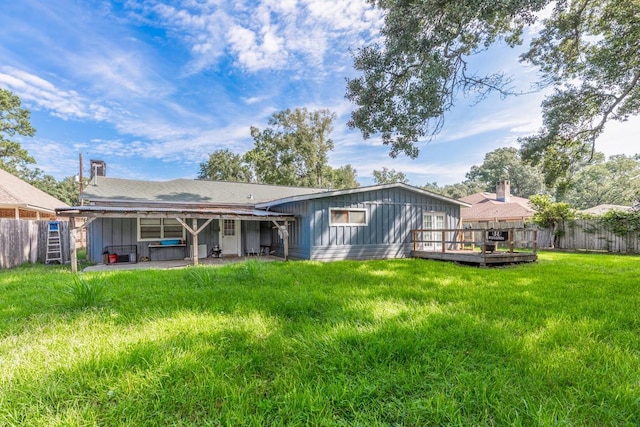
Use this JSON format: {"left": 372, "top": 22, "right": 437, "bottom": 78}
{"left": 46, "top": 221, "right": 62, "bottom": 264}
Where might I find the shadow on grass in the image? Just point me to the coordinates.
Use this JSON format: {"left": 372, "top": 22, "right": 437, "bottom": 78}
{"left": 2, "top": 256, "right": 639, "bottom": 425}
{"left": 2, "top": 306, "right": 544, "bottom": 425}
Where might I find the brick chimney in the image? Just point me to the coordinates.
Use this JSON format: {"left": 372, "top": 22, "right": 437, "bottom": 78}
{"left": 496, "top": 180, "right": 510, "bottom": 202}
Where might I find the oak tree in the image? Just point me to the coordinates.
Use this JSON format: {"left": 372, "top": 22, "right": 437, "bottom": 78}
{"left": 198, "top": 149, "right": 252, "bottom": 182}
{"left": 245, "top": 108, "right": 337, "bottom": 187}
{"left": 346, "top": 1, "right": 640, "bottom": 187}
{"left": 0, "top": 88, "right": 36, "bottom": 176}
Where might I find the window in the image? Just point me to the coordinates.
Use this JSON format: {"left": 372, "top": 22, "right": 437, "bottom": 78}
{"left": 138, "top": 218, "right": 185, "bottom": 241}
{"left": 223, "top": 219, "right": 236, "bottom": 236}
{"left": 330, "top": 208, "right": 367, "bottom": 226}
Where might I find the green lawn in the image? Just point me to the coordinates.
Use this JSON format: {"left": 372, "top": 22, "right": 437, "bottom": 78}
{"left": 0, "top": 252, "right": 638, "bottom": 426}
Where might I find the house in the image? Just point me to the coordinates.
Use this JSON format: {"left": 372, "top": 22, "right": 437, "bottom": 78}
{"left": 56, "top": 173, "right": 469, "bottom": 266}
{"left": 0, "top": 168, "right": 69, "bottom": 219}
{"left": 580, "top": 204, "right": 633, "bottom": 215}
{"left": 459, "top": 180, "right": 533, "bottom": 226}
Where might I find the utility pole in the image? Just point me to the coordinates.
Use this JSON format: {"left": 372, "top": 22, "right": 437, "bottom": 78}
{"left": 79, "top": 153, "right": 84, "bottom": 206}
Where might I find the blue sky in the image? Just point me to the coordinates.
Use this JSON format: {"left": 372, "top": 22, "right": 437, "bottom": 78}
{"left": 1, "top": 0, "right": 637, "bottom": 187}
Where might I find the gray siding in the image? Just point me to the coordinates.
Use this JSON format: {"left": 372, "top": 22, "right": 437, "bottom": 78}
{"left": 89, "top": 217, "right": 221, "bottom": 262}
{"left": 85, "top": 186, "right": 462, "bottom": 263}
{"left": 267, "top": 200, "right": 311, "bottom": 259}
{"left": 270, "top": 187, "right": 462, "bottom": 261}
{"left": 88, "top": 218, "right": 138, "bottom": 261}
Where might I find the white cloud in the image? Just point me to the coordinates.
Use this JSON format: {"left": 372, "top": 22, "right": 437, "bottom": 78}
{"left": 130, "top": 0, "right": 382, "bottom": 74}
{"left": 0, "top": 68, "right": 110, "bottom": 121}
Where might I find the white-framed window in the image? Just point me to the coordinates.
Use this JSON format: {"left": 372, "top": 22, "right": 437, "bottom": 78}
{"left": 223, "top": 219, "right": 236, "bottom": 236}
{"left": 330, "top": 208, "right": 367, "bottom": 226}
{"left": 137, "top": 218, "right": 185, "bottom": 241}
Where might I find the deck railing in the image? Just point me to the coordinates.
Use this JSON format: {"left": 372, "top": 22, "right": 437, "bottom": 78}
{"left": 411, "top": 228, "right": 538, "bottom": 254}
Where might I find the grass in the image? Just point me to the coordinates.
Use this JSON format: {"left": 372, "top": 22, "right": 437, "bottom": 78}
{"left": 0, "top": 252, "right": 638, "bottom": 426}
{"left": 65, "top": 274, "right": 110, "bottom": 308}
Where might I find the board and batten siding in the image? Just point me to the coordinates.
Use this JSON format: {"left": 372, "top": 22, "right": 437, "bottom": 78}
{"left": 88, "top": 218, "right": 223, "bottom": 262}
{"left": 270, "top": 187, "right": 462, "bottom": 261}
{"left": 268, "top": 200, "right": 312, "bottom": 259}
{"left": 87, "top": 218, "right": 140, "bottom": 261}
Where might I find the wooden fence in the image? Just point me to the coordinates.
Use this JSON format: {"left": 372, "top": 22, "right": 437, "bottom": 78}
{"left": 555, "top": 219, "right": 640, "bottom": 253}
{"left": 0, "top": 219, "right": 70, "bottom": 269}
{"left": 464, "top": 219, "right": 639, "bottom": 253}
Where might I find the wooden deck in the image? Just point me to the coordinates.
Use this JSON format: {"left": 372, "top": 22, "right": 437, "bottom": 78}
{"left": 411, "top": 228, "right": 538, "bottom": 266}
{"left": 412, "top": 249, "right": 537, "bottom": 266}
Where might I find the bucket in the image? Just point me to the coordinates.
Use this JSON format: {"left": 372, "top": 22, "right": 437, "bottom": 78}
{"left": 108, "top": 254, "right": 117, "bottom": 264}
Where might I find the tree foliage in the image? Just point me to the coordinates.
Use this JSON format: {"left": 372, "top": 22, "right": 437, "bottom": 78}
{"left": 529, "top": 194, "right": 575, "bottom": 247}
{"left": 563, "top": 154, "right": 640, "bottom": 209}
{"left": 324, "top": 164, "right": 359, "bottom": 190}
{"left": 198, "top": 149, "right": 252, "bottom": 182}
{"left": 466, "top": 147, "right": 546, "bottom": 197}
{"left": 422, "top": 181, "right": 486, "bottom": 200}
{"left": 520, "top": 0, "right": 640, "bottom": 187}
{"left": 346, "top": 0, "right": 547, "bottom": 158}
{"left": 347, "top": 0, "right": 640, "bottom": 187}
{"left": 200, "top": 108, "right": 359, "bottom": 189}
{"left": 0, "top": 88, "right": 36, "bottom": 175}
{"left": 245, "top": 108, "right": 337, "bottom": 187}
{"left": 599, "top": 209, "right": 640, "bottom": 236}
{"left": 372, "top": 167, "right": 408, "bottom": 184}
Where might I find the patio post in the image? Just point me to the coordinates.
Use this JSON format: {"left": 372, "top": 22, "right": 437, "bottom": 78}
{"left": 192, "top": 218, "right": 199, "bottom": 266}
{"left": 70, "top": 217, "right": 77, "bottom": 273}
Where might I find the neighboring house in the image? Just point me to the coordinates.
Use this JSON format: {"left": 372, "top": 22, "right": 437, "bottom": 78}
{"left": 460, "top": 180, "right": 533, "bottom": 226}
{"left": 580, "top": 204, "right": 633, "bottom": 215}
{"left": 0, "top": 168, "right": 69, "bottom": 219}
{"left": 57, "top": 174, "right": 469, "bottom": 263}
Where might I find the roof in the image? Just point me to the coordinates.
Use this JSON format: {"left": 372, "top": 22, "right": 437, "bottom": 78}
{"left": 580, "top": 204, "right": 633, "bottom": 215}
{"left": 256, "top": 182, "right": 471, "bottom": 208}
{"left": 80, "top": 178, "right": 469, "bottom": 209}
{"left": 459, "top": 191, "right": 533, "bottom": 222}
{"left": 0, "top": 168, "right": 69, "bottom": 213}
{"left": 56, "top": 205, "right": 295, "bottom": 221}
{"left": 82, "top": 176, "right": 329, "bottom": 205}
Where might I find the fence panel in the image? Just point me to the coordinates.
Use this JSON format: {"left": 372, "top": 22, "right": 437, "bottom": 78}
{"left": 0, "top": 219, "right": 70, "bottom": 269}
{"left": 556, "top": 219, "right": 640, "bottom": 253}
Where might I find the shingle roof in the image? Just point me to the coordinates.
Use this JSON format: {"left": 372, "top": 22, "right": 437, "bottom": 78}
{"left": 580, "top": 204, "right": 632, "bottom": 215}
{"left": 80, "top": 178, "right": 470, "bottom": 209}
{"left": 257, "top": 182, "right": 471, "bottom": 208}
{"left": 82, "top": 176, "right": 329, "bottom": 206}
{"left": 0, "top": 168, "right": 69, "bottom": 212}
{"left": 459, "top": 191, "right": 533, "bottom": 221}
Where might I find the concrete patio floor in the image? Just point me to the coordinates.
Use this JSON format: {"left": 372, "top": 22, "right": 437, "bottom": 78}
{"left": 83, "top": 255, "right": 284, "bottom": 272}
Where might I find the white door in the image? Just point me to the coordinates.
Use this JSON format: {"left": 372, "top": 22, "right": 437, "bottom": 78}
{"left": 422, "top": 213, "right": 445, "bottom": 251}
{"left": 220, "top": 219, "right": 241, "bottom": 255}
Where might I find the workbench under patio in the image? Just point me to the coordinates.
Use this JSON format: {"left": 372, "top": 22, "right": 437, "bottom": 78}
{"left": 411, "top": 228, "right": 538, "bottom": 266}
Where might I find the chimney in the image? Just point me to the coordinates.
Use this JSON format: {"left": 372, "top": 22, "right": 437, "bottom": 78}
{"left": 90, "top": 160, "right": 106, "bottom": 178}
{"left": 496, "top": 180, "right": 510, "bottom": 202}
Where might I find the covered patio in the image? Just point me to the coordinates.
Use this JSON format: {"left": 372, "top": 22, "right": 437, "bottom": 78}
{"left": 82, "top": 254, "right": 283, "bottom": 272}
{"left": 56, "top": 205, "right": 294, "bottom": 273}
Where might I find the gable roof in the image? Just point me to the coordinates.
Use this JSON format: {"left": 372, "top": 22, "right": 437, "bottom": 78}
{"left": 82, "top": 176, "right": 329, "bottom": 206}
{"left": 80, "top": 178, "right": 469, "bottom": 209}
{"left": 257, "top": 182, "right": 471, "bottom": 208}
{"left": 0, "top": 168, "right": 69, "bottom": 213}
{"left": 459, "top": 191, "right": 533, "bottom": 221}
{"left": 580, "top": 204, "right": 633, "bottom": 215}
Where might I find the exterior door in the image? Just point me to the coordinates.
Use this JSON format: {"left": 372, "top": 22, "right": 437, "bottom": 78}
{"left": 220, "top": 219, "right": 241, "bottom": 255}
{"left": 422, "top": 212, "right": 445, "bottom": 250}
